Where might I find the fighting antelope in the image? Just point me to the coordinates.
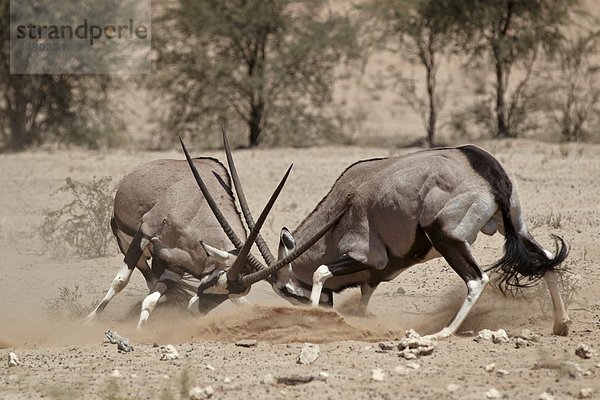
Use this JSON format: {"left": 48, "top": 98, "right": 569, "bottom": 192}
{"left": 85, "top": 151, "right": 285, "bottom": 328}
{"left": 198, "top": 135, "right": 571, "bottom": 339}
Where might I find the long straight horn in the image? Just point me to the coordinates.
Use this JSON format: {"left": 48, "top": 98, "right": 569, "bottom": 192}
{"left": 227, "top": 164, "right": 293, "bottom": 282}
{"left": 221, "top": 126, "right": 277, "bottom": 266}
{"left": 240, "top": 205, "right": 348, "bottom": 286}
{"left": 180, "top": 138, "right": 265, "bottom": 272}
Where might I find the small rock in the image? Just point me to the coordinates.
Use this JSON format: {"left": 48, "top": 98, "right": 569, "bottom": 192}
{"left": 263, "top": 374, "right": 276, "bottom": 385}
{"left": 446, "top": 383, "right": 460, "bottom": 392}
{"left": 189, "top": 386, "right": 214, "bottom": 399}
{"left": 204, "top": 364, "right": 215, "bottom": 371}
{"left": 378, "top": 342, "right": 396, "bottom": 351}
{"left": 398, "top": 330, "right": 435, "bottom": 358}
{"left": 476, "top": 329, "right": 509, "bottom": 344}
{"left": 407, "top": 362, "right": 420, "bottom": 370}
{"left": 160, "top": 345, "right": 179, "bottom": 361}
{"left": 539, "top": 392, "right": 554, "bottom": 400}
{"left": 484, "top": 363, "right": 496, "bottom": 372}
{"left": 297, "top": 343, "right": 320, "bottom": 365}
{"left": 319, "top": 371, "right": 329, "bottom": 380}
{"left": 110, "top": 369, "right": 121, "bottom": 378}
{"left": 518, "top": 329, "right": 541, "bottom": 342}
{"left": 561, "top": 361, "right": 583, "bottom": 379}
{"left": 485, "top": 388, "right": 502, "bottom": 399}
{"left": 579, "top": 388, "right": 594, "bottom": 399}
{"left": 396, "top": 287, "right": 406, "bottom": 295}
{"left": 235, "top": 339, "right": 257, "bottom": 348}
{"left": 8, "top": 352, "right": 19, "bottom": 367}
{"left": 575, "top": 343, "right": 596, "bottom": 359}
{"left": 223, "top": 377, "right": 232, "bottom": 384}
{"left": 514, "top": 337, "right": 531, "bottom": 349}
{"left": 496, "top": 369, "right": 509, "bottom": 377}
{"left": 371, "top": 369, "right": 385, "bottom": 382}
{"left": 394, "top": 366, "right": 410, "bottom": 375}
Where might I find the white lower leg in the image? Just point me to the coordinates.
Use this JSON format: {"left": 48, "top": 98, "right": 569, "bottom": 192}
{"left": 188, "top": 295, "right": 199, "bottom": 313}
{"left": 310, "top": 265, "right": 333, "bottom": 306}
{"left": 544, "top": 270, "right": 570, "bottom": 336}
{"left": 429, "top": 273, "right": 489, "bottom": 339}
{"left": 85, "top": 263, "right": 133, "bottom": 321}
{"left": 137, "top": 291, "right": 162, "bottom": 329}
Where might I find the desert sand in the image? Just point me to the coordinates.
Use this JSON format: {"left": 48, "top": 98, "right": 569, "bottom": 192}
{"left": 0, "top": 139, "right": 599, "bottom": 399}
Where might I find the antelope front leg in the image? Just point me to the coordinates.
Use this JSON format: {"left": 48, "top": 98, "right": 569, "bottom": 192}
{"left": 310, "top": 265, "right": 333, "bottom": 306}
{"left": 544, "top": 270, "right": 570, "bottom": 336}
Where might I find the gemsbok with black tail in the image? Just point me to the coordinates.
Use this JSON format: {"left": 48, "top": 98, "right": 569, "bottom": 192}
{"left": 198, "top": 133, "right": 571, "bottom": 339}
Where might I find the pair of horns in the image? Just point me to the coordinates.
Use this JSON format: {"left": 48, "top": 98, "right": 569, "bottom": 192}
{"left": 181, "top": 128, "right": 346, "bottom": 288}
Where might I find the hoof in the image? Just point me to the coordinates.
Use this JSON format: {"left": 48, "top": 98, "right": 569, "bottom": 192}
{"left": 553, "top": 319, "right": 571, "bottom": 336}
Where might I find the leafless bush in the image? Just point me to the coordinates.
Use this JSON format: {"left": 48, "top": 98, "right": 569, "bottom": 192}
{"left": 42, "top": 285, "right": 96, "bottom": 320}
{"left": 40, "top": 176, "right": 116, "bottom": 258}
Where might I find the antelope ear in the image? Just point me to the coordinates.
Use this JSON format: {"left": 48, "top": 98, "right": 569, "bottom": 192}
{"left": 200, "top": 241, "right": 235, "bottom": 267}
{"left": 279, "top": 227, "right": 296, "bottom": 251}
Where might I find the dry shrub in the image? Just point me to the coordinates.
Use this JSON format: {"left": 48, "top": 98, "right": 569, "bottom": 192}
{"left": 40, "top": 176, "right": 116, "bottom": 258}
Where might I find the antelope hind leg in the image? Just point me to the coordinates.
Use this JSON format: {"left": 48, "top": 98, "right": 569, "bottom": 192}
{"left": 137, "top": 269, "right": 183, "bottom": 329}
{"left": 544, "top": 270, "right": 570, "bottom": 336}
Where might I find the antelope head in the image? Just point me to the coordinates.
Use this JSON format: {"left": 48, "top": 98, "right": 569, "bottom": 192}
{"left": 181, "top": 130, "right": 345, "bottom": 306}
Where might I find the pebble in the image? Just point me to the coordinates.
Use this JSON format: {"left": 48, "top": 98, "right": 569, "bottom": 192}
{"left": 407, "top": 362, "right": 420, "bottom": 370}
{"left": 484, "top": 363, "right": 496, "bottom": 372}
{"left": 371, "top": 369, "right": 385, "bottom": 382}
{"left": 579, "top": 388, "right": 594, "bottom": 399}
{"left": 575, "top": 343, "right": 596, "bottom": 359}
{"left": 496, "top": 369, "right": 509, "bottom": 377}
{"left": 485, "top": 388, "right": 502, "bottom": 399}
{"left": 189, "top": 386, "right": 214, "bottom": 399}
{"left": 378, "top": 342, "right": 396, "bottom": 351}
{"left": 539, "top": 392, "right": 554, "bottom": 400}
{"left": 446, "top": 384, "right": 460, "bottom": 392}
{"left": 160, "top": 345, "right": 179, "bottom": 361}
{"left": 8, "top": 352, "right": 19, "bottom": 367}
{"left": 297, "top": 343, "right": 320, "bottom": 365}
{"left": 562, "top": 361, "right": 583, "bottom": 379}
{"left": 319, "top": 371, "right": 330, "bottom": 380}
{"left": 476, "top": 329, "right": 509, "bottom": 344}
{"left": 110, "top": 369, "right": 121, "bottom": 378}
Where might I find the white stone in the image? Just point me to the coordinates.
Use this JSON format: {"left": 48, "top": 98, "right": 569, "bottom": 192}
{"left": 484, "top": 363, "right": 496, "bottom": 372}
{"left": 160, "top": 344, "right": 179, "bottom": 361}
{"left": 575, "top": 343, "right": 596, "bottom": 359}
{"left": 189, "top": 386, "right": 214, "bottom": 400}
{"left": 496, "top": 369, "right": 509, "bottom": 377}
{"left": 223, "top": 377, "right": 232, "bottom": 384}
{"left": 371, "top": 369, "right": 385, "bottom": 382}
{"left": 407, "top": 362, "right": 421, "bottom": 370}
{"left": 110, "top": 369, "right": 121, "bottom": 378}
{"left": 446, "top": 384, "right": 460, "bottom": 392}
{"left": 297, "top": 343, "right": 320, "bottom": 365}
{"left": 319, "top": 371, "right": 330, "bottom": 380}
{"left": 476, "top": 329, "right": 509, "bottom": 344}
{"left": 8, "top": 352, "right": 19, "bottom": 367}
{"left": 485, "top": 388, "right": 502, "bottom": 399}
{"left": 263, "top": 374, "right": 276, "bottom": 385}
{"left": 579, "top": 388, "right": 594, "bottom": 399}
{"left": 204, "top": 364, "right": 215, "bottom": 371}
{"left": 539, "top": 392, "right": 554, "bottom": 400}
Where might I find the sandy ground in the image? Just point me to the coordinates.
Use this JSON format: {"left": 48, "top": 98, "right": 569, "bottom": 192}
{"left": 1, "top": 140, "right": 599, "bottom": 399}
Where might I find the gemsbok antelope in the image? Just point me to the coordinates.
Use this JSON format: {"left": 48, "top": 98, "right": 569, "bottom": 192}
{"left": 85, "top": 152, "right": 286, "bottom": 328}
{"left": 197, "top": 135, "right": 571, "bottom": 339}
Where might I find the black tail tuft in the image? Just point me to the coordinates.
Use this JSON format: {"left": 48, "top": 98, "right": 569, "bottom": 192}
{"left": 488, "top": 233, "right": 569, "bottom": 293}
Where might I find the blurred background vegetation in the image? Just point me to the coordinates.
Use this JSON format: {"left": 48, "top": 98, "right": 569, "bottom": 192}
{"left": 0, "top": 0, "right": 599, "bottom": 151}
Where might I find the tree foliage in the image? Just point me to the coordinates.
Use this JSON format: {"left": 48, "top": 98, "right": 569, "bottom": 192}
{"left": 0, "top": 0, "right": 120, "bottom": 151}
{"left": 361, "top": 0, "right": 452, "bottom": 147}
{"left": 152, "top": 0, "right": 359, "bottom": 148}
{"left": 449, "top": 0, "right": 578, "bottom": 138}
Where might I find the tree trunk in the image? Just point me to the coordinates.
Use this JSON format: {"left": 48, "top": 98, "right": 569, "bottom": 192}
{"left": 248, "top": 102, "right": 263, "bottom": 148}
{"left": 495, "top": 61, "right": 509, "bottom": 138}
{"left": 426, "top": 64, "right": 436, "bottom": 148}
{"left": 7, "top": 77, "right": 32, "bottom": 151}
